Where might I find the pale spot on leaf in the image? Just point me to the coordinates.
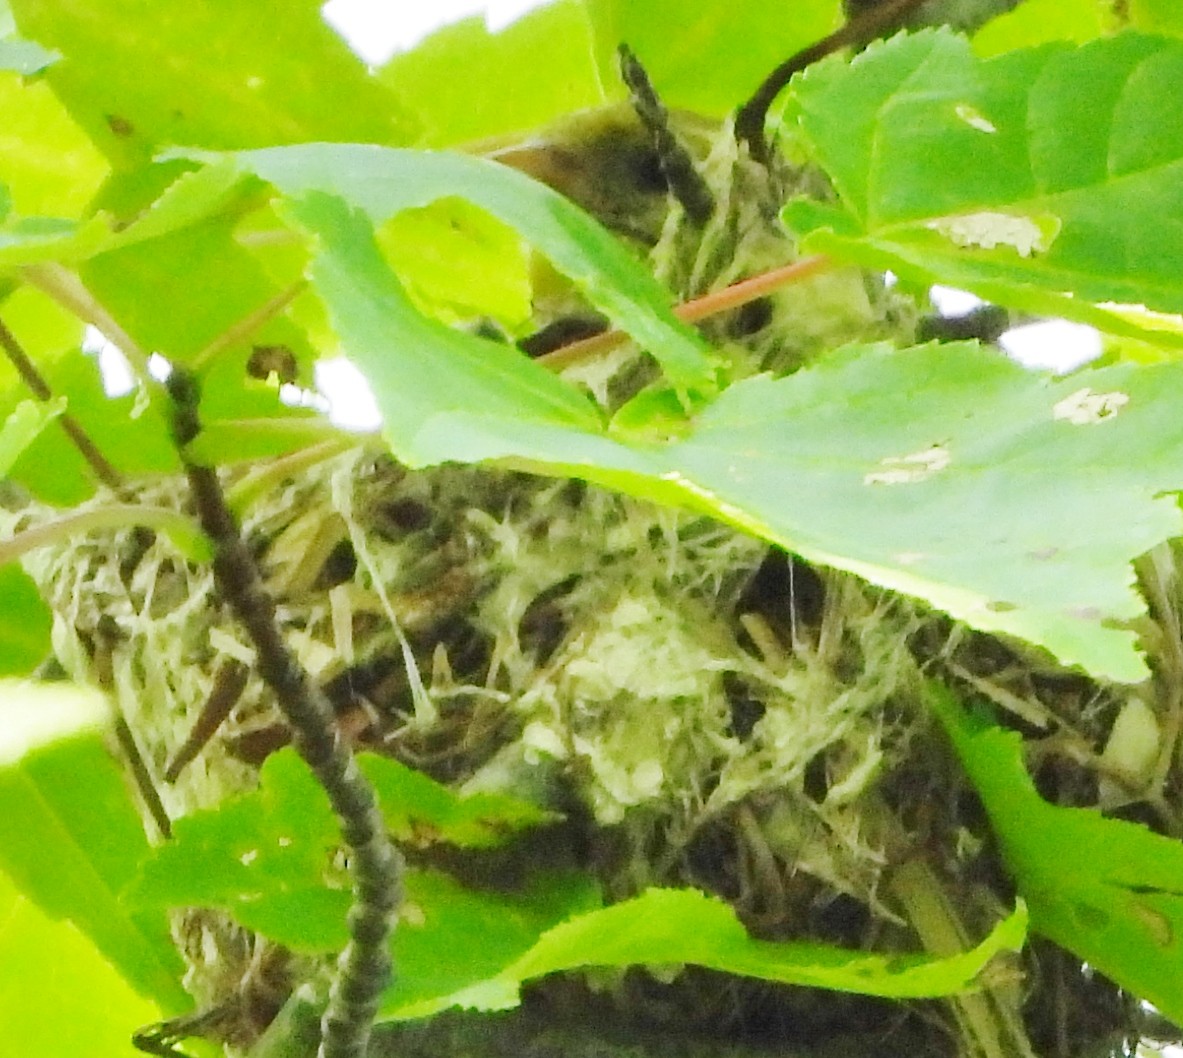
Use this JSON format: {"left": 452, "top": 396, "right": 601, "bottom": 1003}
{"left": 930, "top": 212, "right": 1054, "bottom": 257}
{"left": 865, "top": 445, "right": 950, "bottom": 485}
{"left": 954, "top": 103, "right": 996, "bottom": 133}
{"left": 1053, "top": 388, "right": 1129, "bottom": 425}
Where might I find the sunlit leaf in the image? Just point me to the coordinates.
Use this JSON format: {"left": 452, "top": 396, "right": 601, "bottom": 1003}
{"left": 0, "top": 565, "right": 51, "bottom": 675}
{"left": 0, "top": 69, "right": 106, "bottom": 217}
{"left": 930, "top": 682, "right": 1183, "bottom": 1023}
{"left": 586, "top": 0, "right": 842, "bottom": 116}
{"left": 234, "top": 143, "right": 720, "bottom": 399}
{"left": 0, "top": 395, "right": 62, "bottom": 476}
{"left": 0, "top": 680, "right": 186, "bottom": 1008}
{"left": 784, "top": 31, "right": 1183, "bottom": 346}
{"left": 972, "top": 0, "right": 1106, "bottom": 55}
{"left": 0, "top": 867, "right": 164, "bottom": 1058}
{"left": 380, "top": 1, "right": 604, "bottom": 147}
{"left": 8, "top": 0, "right": 415, "bottom": 165}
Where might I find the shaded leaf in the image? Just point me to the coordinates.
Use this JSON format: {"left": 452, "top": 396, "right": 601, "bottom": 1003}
{"left": 128, "top": 749, "right": 562, "bottom": 953}
{"left": 6, "top": 346, "right": 177, "bottom": 505}
{"left": 393, "top": 887, "right": 1027, "bottom": 1019}
{"left": 929, "top": 682, "right": 1183, "bottom": 1023}
{"left": 363, "top": 755, "right": 557, "bottom": 849}
{"left": 784, "top": 31, "right": 1183, "bottom": 346}
{"left": 0, "top": 680, "right": 186, "bottom": 1008}
{"left": 381, "top": 868, "right": 600, "bottom": 1019}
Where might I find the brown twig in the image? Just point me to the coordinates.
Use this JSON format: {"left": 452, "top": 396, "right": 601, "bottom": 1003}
{"left": 167, "top": 367, "right": 402, "bottom": 1058}
{"left": 164, "top": 659, "right": 251, "bottom": 783}
{"left": 0, "top": 315, "right": 125, "bottom": 491}
{"left": 735, "top": 0, "right": 931, "bottom": 161}
{"left": 537, "top": 253, "right": 833, "bottom": 371}
{"left": 190, "top": 281, "right": 308, "bottom": 372}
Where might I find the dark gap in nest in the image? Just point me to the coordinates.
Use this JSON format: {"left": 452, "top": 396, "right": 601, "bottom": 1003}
{"left": 519, "top": 574, "right": 581, "bottom": 664}
{"left": 735, "top": 550, "right": 827, "bottom": 643}
{"left": 726, "top": 297, "right": 774, "bottom": 339}
{"left": 801, "top": 751, "right": 829, "bottom": 803}
{"left": 722, "top": 672, "right": 765, "bottom": 741}
{"left": 310, "top": 537, "right": 357, "bottom": 590}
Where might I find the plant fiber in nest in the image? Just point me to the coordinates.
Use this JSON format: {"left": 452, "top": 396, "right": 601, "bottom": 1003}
{"left": 6, "top": 110, "right": 1163, "bottom": 1058}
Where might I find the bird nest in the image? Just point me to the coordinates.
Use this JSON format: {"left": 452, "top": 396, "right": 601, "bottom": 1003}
{"left": 9, "top": 111, "right": 1176, "bottom": 1058}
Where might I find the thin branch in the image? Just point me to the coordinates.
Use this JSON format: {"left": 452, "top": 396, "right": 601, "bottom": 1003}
{"left": 164, "top": 659, "right": 250, "bottom": 783}
{"left": 735, "top": 0, "right": 930, "bottom": 160}
{"left": 190, "top": 281, "right": 308, "bottom": 372}
{"left": 537, "top": 253, "right": 833, "bottom": 371}
{"left": 0, "top": 503, "right": 210, "bottom": 567}
{"left": 0, "top": 315, "right": 125, "bottom": 491}
{"left": 166, "top": 368, "right": 402, "bottom": 1058}
{"left": 23, "top": 262, "right": 152, "bottom": 377}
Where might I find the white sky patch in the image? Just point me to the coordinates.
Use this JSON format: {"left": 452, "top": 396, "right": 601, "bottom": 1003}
{"left": 322, "top": 0, "right": 548, "bottom": 65}
{"left": 316, "top": 357, "right": 382, "bottom": 431}
{"left": 1001, "top": 320, "right": 1102, "bottom": 373}
{"left": 865, "top": 445, "right": 951, "bottom": 485}
{"left": 84, "top": 325, "right": 134, "bottom": 396}
{"left": 954, "top": 103, "right": 996, "bottom": 133}
{"left": 929, "top": 285, "right": 984, "bottom": 317}
{"left": 929, "top": 212, "right": 1051, "bottom": 257}
{"left": 1053, "top": 387, "right": 1129, "bottom": 425}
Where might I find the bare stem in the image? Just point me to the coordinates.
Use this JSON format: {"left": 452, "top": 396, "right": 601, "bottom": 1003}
{"left": 167, "top": 368, "right": 402, "bottom": 1058}
{"left": 23, "top": 262, "right": 151, "bottom": 377}
{"left": 735, "top": 0, "right": 930, "bottom": 160}
{"left": 537, "top": 253, "right": 833, "bottom": 371}
{"left": 0, "top": 503, "right": 210, "bottom": 567}
{"left": 190, "top": 281, "right": 308, "bottom": 372}
{"left": 0, "top": 315, "right": 125, "bottom": 491}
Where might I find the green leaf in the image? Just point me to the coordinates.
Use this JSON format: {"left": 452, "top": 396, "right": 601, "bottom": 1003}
{"left": 0, "top": 68, "right": 106, "bottom": 217}
{"left": 929, "top": 682, "right": 1183, "bottom": 1023}
{"left": 972, "top": 0, "right": 1106, "bottom": 55}
{"left": 0, "top": 867, "right": 163, "bottom": 1058}
{"left": 0, "top": 565, "right": 51, "bottom": 674}
{"left": 5, "top": 346, "right": 178, "bottom": 505}
{"left": 1129, "top": 0, "right": 1183, "bottom": 36}
{"left": 0, "top": 680, "right": 186, "bottom": 1008}
{"left": 381, "top": 868, "right": 601, "bottom": 1019}
{"left": 377, "top": 198, "right": 532, "bottom": 328}
{"left": 128, "top": 748, "right": 562, "bottom": 953}
{"left": 586, "top": 0, "right": 842, "bottom": 116}
{"left": 8, "top": 0, "right": 415, "bottom": 165}
{"left": 253, "top": 176, "right": 1183, "bottom": 683}
{"left": 234, "top": 143, "right": 719, "bottom": 400}
{"left": 392, "top": 887, "right": 1027, "bottom": 1018}
{"left": 379, "top": 1, "right": 605, "bottom": 147}
{"left": 0, "top": 35, "right": 55, "bottom": 73}
{"left": 0, "top": 395, "right": 63, "bottom": 476}
{"left": 784, "top": 31, "right": 1183, "bottom": 345}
